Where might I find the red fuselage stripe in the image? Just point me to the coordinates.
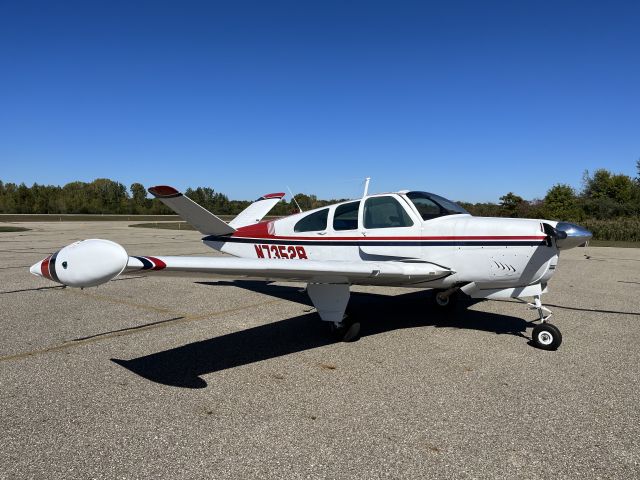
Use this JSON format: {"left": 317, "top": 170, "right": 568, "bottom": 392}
{"left": 231, "top": 234, "right": 547, "bottom": 241}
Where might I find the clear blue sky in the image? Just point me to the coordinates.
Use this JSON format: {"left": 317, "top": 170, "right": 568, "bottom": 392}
{"left": 1, "top": 0, "right": 638, "bottom": 202}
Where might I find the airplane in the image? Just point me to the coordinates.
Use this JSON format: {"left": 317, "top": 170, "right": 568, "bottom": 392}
{"left": 29, "top": 185, "right": 592, "bottom": 350}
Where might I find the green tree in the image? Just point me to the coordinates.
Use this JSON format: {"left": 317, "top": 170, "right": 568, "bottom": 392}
{"left": 293, "top": 193, "right": 313, "bottom": 211}
{"left": 581, "top": 168, "right": 639, "bottom": 218}
{"left": 543, "top": 184, "right": 580, "bottom": 221}
{"left": 90, "top": 178, "right": 128, "bottom": 213}
{"left": 499, "top": 192, "right": 524, "bottom": 217}
{"left": 459, "top": 202, "right": 502, "bottom": 217}
{"left": 583, "top": 169, "right": 635, "bottom": 203}
{"left": 62, "top": 181, "right": 88, "bottom": 213}
{"left": 516, "top": 198, "right": 545, "bottom": 219}
{"left": 185, "top": 187, "right": 216, "bottom": 211}
{"left": 16, "top": 183, "right": 33, "bottom": 213}
{"left": 130, "top": 183, "right": 148, "bottom": 213}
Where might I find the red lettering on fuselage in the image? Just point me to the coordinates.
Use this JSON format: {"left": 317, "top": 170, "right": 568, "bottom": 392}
{"left": 254, "top": 244, "right": 308, "bottom": 260}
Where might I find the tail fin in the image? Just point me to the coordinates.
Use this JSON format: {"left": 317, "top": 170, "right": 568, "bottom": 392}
{"left": 229, "top": 192, "right": 285, "bottom": 229}
{"left": 148, "top": 186, "right": 235, "bottom": 236}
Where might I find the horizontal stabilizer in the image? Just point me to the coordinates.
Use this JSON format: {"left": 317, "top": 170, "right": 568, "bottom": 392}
{"left": 148, "top": 185, "right": 235, "bottom": 236}
{"left": 229, "top": 192, "right": 285, "bottom": 229}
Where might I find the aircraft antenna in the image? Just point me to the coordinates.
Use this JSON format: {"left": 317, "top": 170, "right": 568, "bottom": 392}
{"left": 363, "top": 177, "right": 371, "bottom": 197}
{"left": 287, "top": 186, "right": 303, "bottom": 213}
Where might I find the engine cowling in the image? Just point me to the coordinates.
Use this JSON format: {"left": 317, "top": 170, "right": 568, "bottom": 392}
{"left": 30, "top": 239, "right": 128, "bottom": 288}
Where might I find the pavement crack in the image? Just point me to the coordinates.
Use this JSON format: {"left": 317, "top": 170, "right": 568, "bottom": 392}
{"left": 72, "top": 316, "right": 186, "bottom": 341}
{"left": 0, "top": 297, "right": 283, "bottom": 363}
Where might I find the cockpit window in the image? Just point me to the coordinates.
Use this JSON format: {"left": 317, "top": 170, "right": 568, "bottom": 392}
{"left": 406, "top": 191, "right": 469, "bottom": 220}
{"left": 364, "top": 196, "right": 414, "bottom": 229}
{"left": 294, "top": 208, "right": 329, "bottom": 232}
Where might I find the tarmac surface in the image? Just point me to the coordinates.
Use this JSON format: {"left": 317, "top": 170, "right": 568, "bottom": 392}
{"left": 1, "top": 222, "right": 639, "bottom": 479}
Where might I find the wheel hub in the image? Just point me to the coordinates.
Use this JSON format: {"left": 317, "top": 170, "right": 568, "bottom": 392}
{"left": 538, "top": 331, "right": 553, "bottom": 346}
{"left": 436, "top": 294, "right": 449, "bottom": 306}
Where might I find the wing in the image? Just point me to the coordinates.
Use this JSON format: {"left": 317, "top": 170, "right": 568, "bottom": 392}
{"left": 126, "top": 255, "right": 450, "bottom": 284}
{"left": 29, "top": 238, "right": 452, "bottom": 288}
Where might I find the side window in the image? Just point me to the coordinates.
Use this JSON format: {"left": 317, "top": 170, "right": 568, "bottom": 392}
{"left": 333, "top": 201, "right": 360, "bottom": 231}
{"left": 363, "top": 196, "right": 414, "bottom": 229}
{"left": 294, "top": 208, "right": 329, "bottom": 232}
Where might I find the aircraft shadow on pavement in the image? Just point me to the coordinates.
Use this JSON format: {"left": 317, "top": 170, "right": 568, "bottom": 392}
{"left": 112, "top": 281, "right": 534, "bottom": 389}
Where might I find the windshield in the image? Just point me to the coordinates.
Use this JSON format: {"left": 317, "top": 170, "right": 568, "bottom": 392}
{"left": 406, "top": 191, "right": 469, "bottom": 220}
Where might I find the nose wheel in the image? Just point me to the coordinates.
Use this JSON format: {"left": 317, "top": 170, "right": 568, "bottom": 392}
{"left": 531, "top": 323, "right": 562, "bottom": 350}
{"left": 527, "top": 295, "right": 562, "bottom": 350}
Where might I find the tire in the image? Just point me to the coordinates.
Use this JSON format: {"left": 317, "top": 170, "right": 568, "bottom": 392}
{"left": 434, "top": 290, "right": 457, "bottom": 310}
{"left": 531, "top": 323, "right": 562, "bottom": 351}
{"left": 330, "top": 320, "right": 361, "bottom": 342}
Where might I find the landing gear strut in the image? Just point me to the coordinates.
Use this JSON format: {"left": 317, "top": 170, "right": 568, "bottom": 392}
{"left": 306, "top": 282, "right": 359, "bottom": 341}
{"left": 528, "top": 295, "right": 562, "bottom": 350}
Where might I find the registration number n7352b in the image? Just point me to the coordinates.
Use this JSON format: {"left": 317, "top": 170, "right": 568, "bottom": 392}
{"left": 254, "top": 245, "right": 308, "bottom": 259}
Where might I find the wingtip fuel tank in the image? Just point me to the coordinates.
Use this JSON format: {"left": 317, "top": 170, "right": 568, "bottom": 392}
{"left": 30, "top": 239, "right": 128, "bottom": 288}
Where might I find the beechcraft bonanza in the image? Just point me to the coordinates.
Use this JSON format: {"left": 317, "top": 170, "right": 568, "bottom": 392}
{"left": 30, "top": 185, "right": 592, "bottom": 350}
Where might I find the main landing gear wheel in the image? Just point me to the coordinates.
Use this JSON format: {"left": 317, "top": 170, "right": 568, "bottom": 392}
{"left": 531, "top": 323, "right": 562, "bottom": 351}
{"left": 434, "top": 289, "right": 458, "bottom": 310}
{"left": 331, "top": 319, "right": 361, "bottom": 342}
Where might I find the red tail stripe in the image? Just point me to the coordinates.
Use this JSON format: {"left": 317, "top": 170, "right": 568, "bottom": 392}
{"left": 148, "top": 185, "right": 179, "bottom": 197}
{"left": 262, "top": 192, "right": 286, "bottom": 199}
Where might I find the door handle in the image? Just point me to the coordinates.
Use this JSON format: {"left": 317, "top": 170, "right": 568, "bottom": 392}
{"left": 317, "top": 231, "right": 327, "bottom": 235}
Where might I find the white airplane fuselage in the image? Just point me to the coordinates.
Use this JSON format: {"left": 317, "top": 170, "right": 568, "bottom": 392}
{"left": 204, "top": 192, "right": 558, "bottom": 291}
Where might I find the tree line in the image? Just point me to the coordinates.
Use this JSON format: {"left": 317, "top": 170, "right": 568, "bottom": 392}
{"left": 1, "top": 161, "right": 639, "bottom": 240}
{"left": 458, "top": 163, "right": 640, "bottom": 222}
{"left": 0, "top": 179, "right": 346, "bottom": 216}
